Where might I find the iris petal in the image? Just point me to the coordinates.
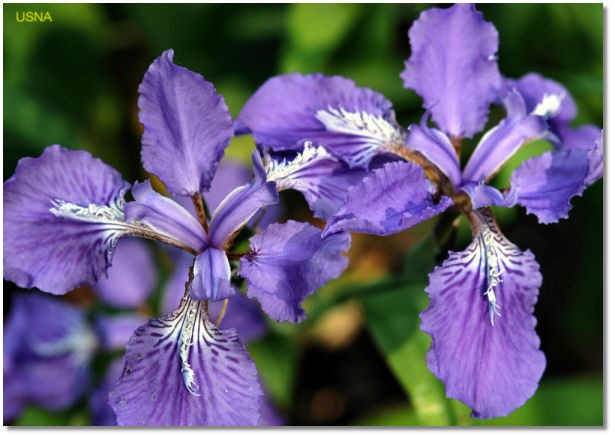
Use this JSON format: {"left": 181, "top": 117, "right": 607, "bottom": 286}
{"left": 239, "top": 220, "right": 350, "bottom": 322}
{"left": 208, "top": 151, "right": 279, "bottom": 248}
{"left": 237, "top": 73, "right": 404, "bottom": 168}
{"left": 401, "top": 4, "right": 501, "bottom": 137}
{"left": 162, "top": 251, "right": 267, "bottom": 343}
{"left": 462, "top": 90, "right": 547, "bottom": 183}
{"left": 3, "top": 145, "right": 130, "bottom": 295}
{"left": 139, "top": 49, "right": 233, "bottom": 196}
{"left": 191, "top": 247, "right": 235, "bottom": 301}
{"left": 510, "top": 147, "right": 596, "bottom": 224}
{"left": 324, "top": 161, "right": 452, "bottom": 236}
{"left": 125, "top": 180, "right": 207, "bottom": 252}
{"left": 420, "top": 211, "right": 546, "bottom": 419}
{"left": 266, "top": 143, "right": 366, "bottom": 220}
{"left": 3, "top": 293, "right": 97, "bottom": 419}
{"left": 406, "top": 117, "right": 462, "bottom": 186}
{"left": 109, "top": 291, "right": 263, "bottom": 426}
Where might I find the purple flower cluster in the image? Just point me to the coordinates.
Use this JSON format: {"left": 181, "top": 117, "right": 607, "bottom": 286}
{"left": 3, "top": 3, "right": 602, "bottom": 425}
{"left": 3, "top": 50, "right": 350, "bottom": 425}
{"left": 4, "top": 240, "right": 153, "bottom": 425}
{"left": 236, "top": 3, "right": 602, "bottom": 419}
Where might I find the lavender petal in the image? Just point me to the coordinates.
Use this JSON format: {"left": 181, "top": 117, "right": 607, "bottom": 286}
{"left": 238, "top": 73, "right": 404, "bottom": 168}
{"left": 3, "top": 293, "right": 96, "bottom": 416}
{"left": 463, "top": 90, "right": 547, "bottom": 183}
{"left": 3, "top": 145, "right": 130, "bottom": 295}
{"left": 239, "top": 220, "right": 350, "bottom": 322}
{"left": 191, "top": 247, "right": 235, "bottom": 301}
{"left": 209, "top": 294, "right": 268, "bottom": 344}
{"left": 420, "top": 212, "right": 546, "bottom": 419}
{"left": 401, "top": 4, "right": 501, "bottom": 137}
{"left": 163, "top": 251, "right": 267, "bottom": 343}
{"left": 139, "top": 49, "right": 233, "bottom": 195}
{"left": 510, "top": 147, "right": 596, "bottom": 224}
{"left": 95, "top": 314, "right": 149, "bottom": 351}
{"left": 125, "top": 180, "right": 207, "bottom": 252}
{"left": 508, "top": 73, "right": 577, "bottom": 128}
{"left": 208, "top": 151, "right": 279, "bottom": 248}
{"left": 324, "top": 161, "right": 452, "bottom": 236}
{"left": 266, "top": 143, "right": 366, "bottom": 220}
{"left": 405, "top": 116, "right": 462, "bottom": 186}
{"left": 109, "top": 293, "right": 263, "bottom": 426}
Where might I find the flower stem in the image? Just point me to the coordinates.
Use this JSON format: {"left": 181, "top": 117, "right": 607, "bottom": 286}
{"left": 226, "top": 251, "right": 247, "bottom": 261}
{"left": 191, "top": 193, "right": 209, "bottom": 233}
{"left": 215, "top": 298, "right": 229, "bottom": 326}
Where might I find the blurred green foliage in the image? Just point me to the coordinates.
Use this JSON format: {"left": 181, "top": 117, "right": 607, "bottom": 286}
{"left": 4, "top": 3, "right": 602, "bottom": 426}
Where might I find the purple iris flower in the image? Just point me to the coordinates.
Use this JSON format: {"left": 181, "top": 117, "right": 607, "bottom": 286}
{"left": 236, "top": 4, "right": 602, "bottom": 419}
{"left": 3, "top": 49, "right": 350, "bottom": 426}
{"left": 4, "top": 240, "right": 154, "bottom": 424}
{"left": 3, "top": 292, "right": 97, "bottom": 423}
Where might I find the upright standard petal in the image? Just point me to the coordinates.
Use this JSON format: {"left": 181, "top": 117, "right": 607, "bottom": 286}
{"left": 266, "top": 142, "right": 366, "bottom": 220}
{"left": 139, "top": 49, "right": 233, "bottom": 195}
{"left": 324, "top": 161, "right": 453, "bottom": 237}
{"left": 93, "top": 238, "right": 156, "bottom": 309}
{"left": 237, "top": 73, "right": 404, "bottom": 168}
{"left": 109, "top": 292, "right": 263, "bottom": 426}
{"left": 509, "top": 73, "right": 577, "bottom": 127}
{"left": 125, "top": 180, "right": 207, "bottom": 253}
{"left": 401, "top": 4, "right": 501, "bottom": 137}
{"left": 209, "top": 151, "right": 279, "bottom": 248}
{"left": 239, "top": 221, "right": 350, "bottom": 322}
{"left": 420, "top": 212, "right": 546, "bottom": 418}
{"left": 3, "top": 145, "right": 130, "bottom": 295}
{"left": 463, "top": 91, "right": 547, "bottom": 183}
{"left": 191, "top": 248, "right": 235, "bottom": 301}
{"left": 509, "top": 148, "right": 592, "bottom": 224}
{"left": 558, "top": 124, "right": 602, "bottom": 151}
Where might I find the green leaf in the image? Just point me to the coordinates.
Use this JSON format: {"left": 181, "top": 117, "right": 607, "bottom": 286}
{"left": 358, "top": 234, "right": 461, "bottom": 425}
{"left": 360, "top": 282, "right": 454, "bottom": 426}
